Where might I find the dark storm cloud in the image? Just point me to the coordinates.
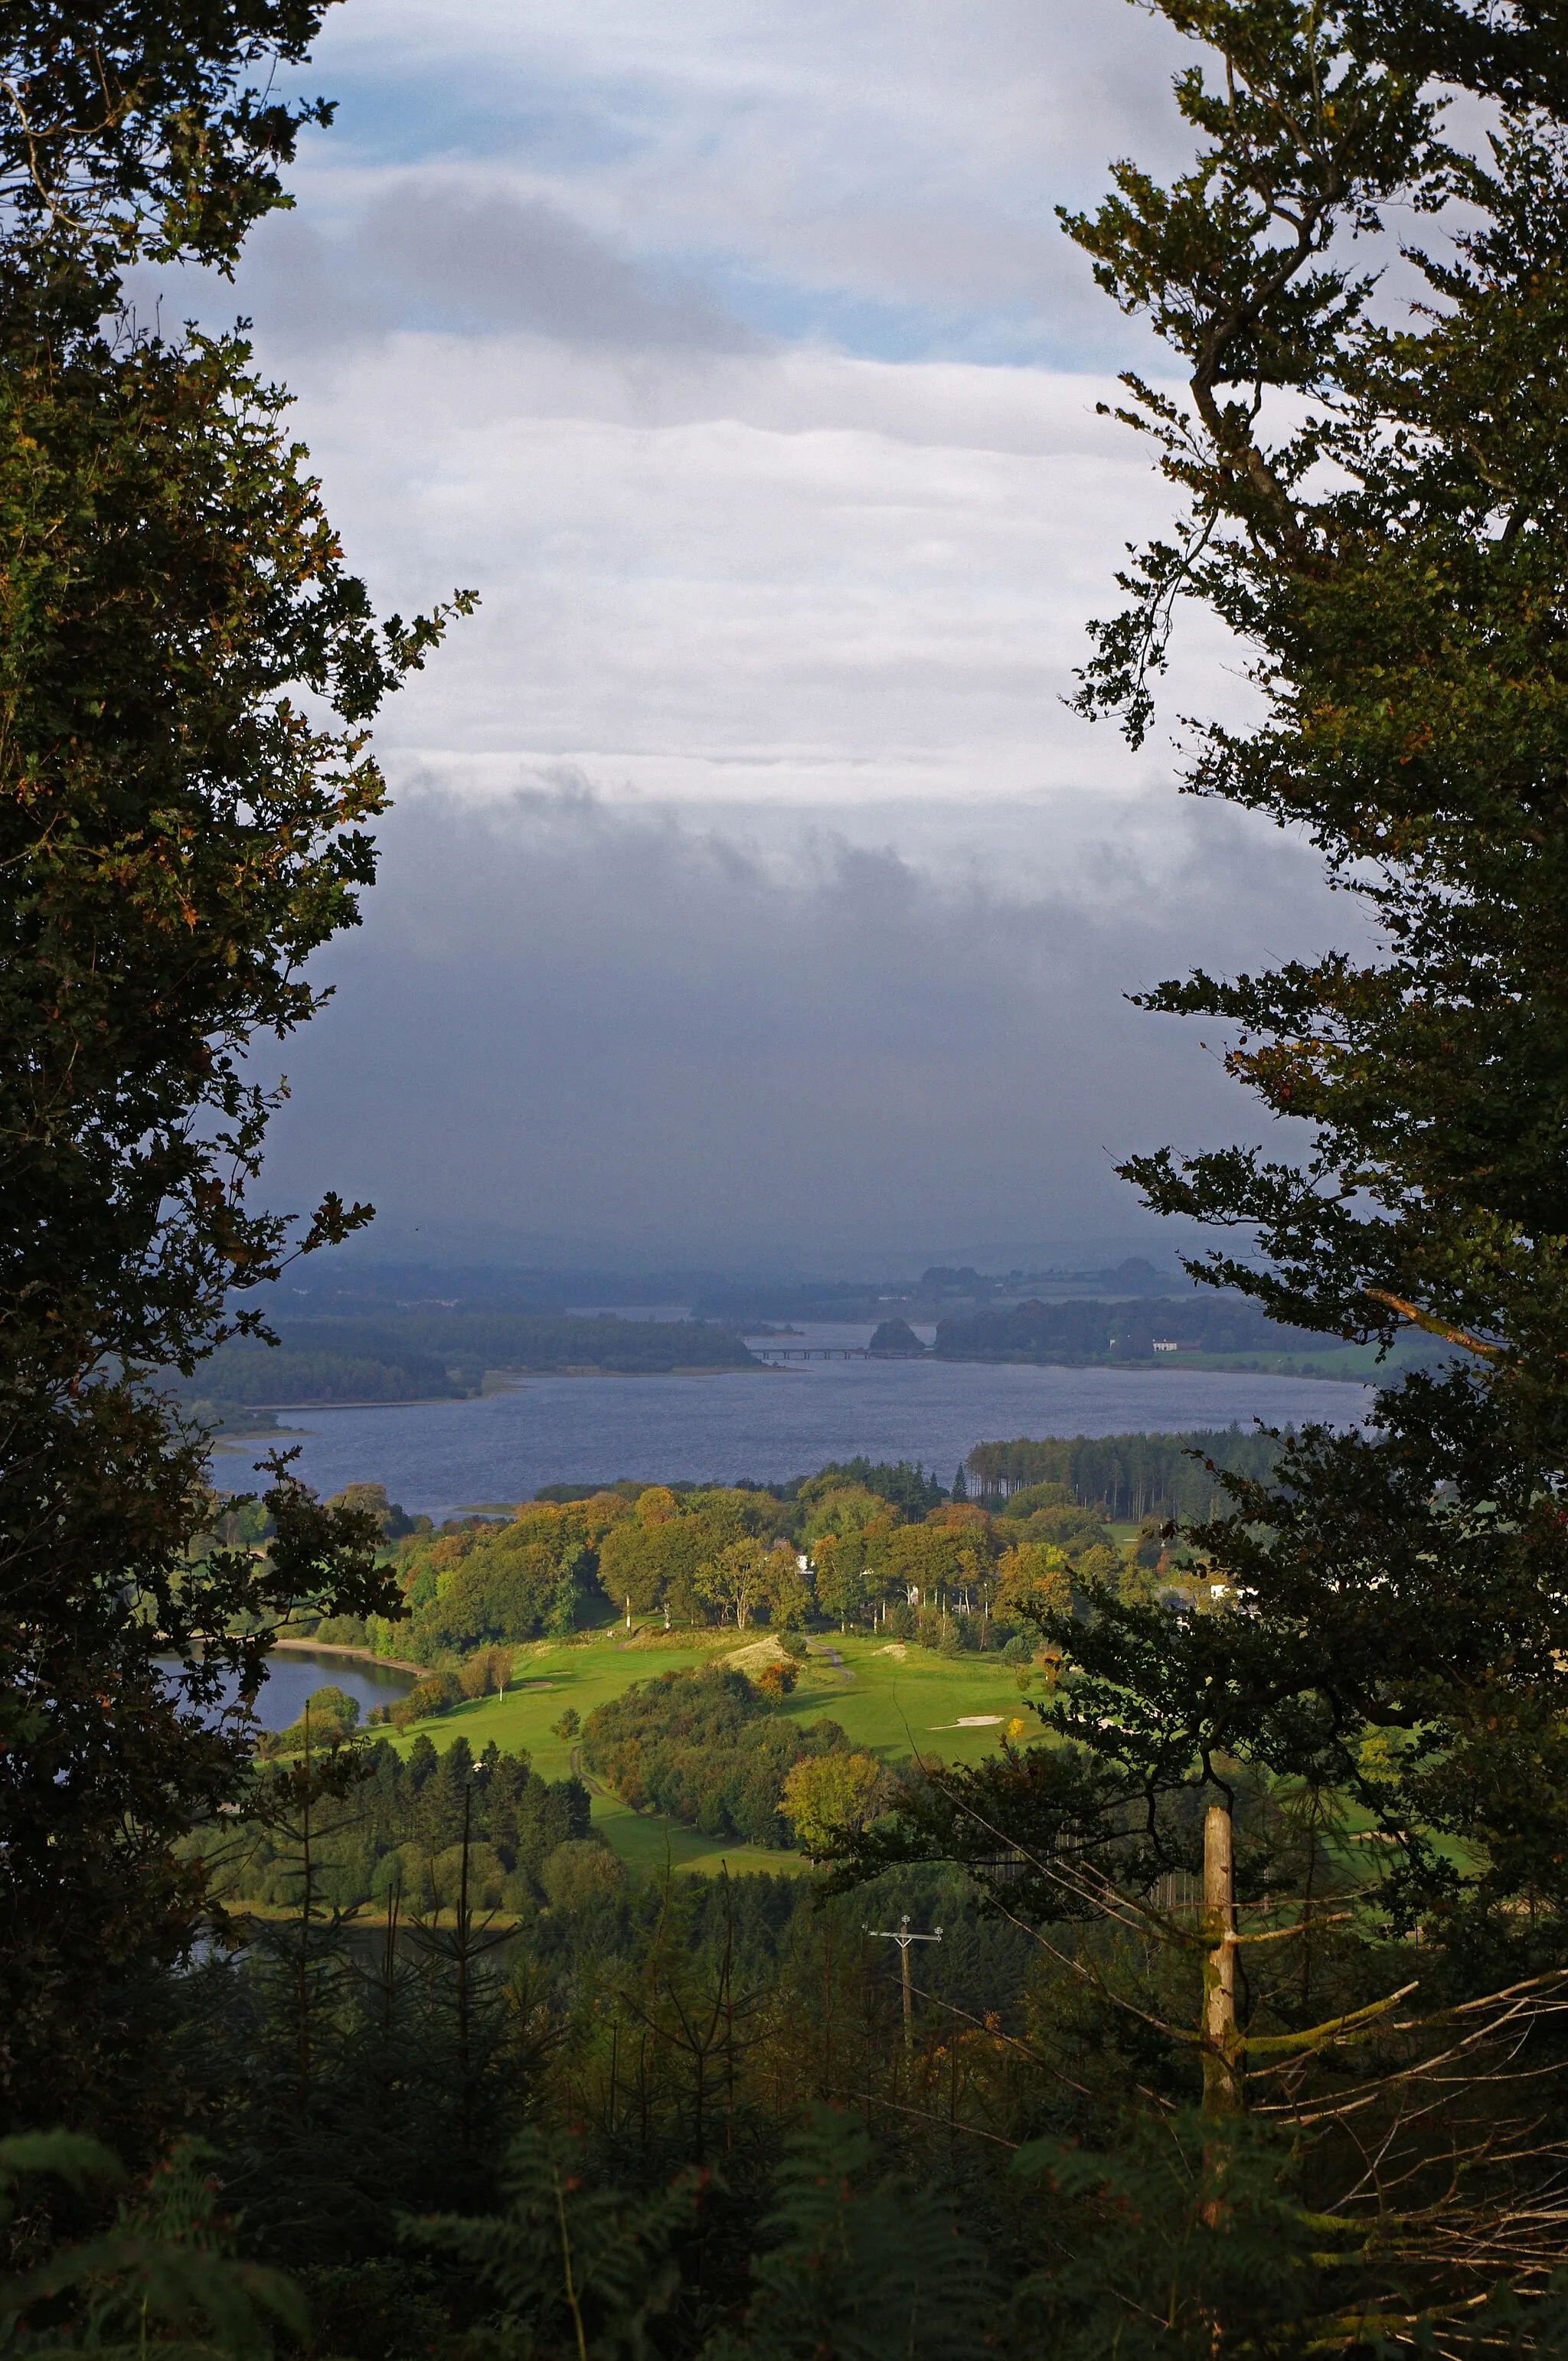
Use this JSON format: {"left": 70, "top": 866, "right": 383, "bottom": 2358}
{"left": 256, "top": 785, "right": 1352, "bottom": 1259}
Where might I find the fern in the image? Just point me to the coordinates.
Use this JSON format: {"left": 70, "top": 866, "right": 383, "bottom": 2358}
{"left": 710, "top": 2107, "right": 995, "bottom": 2361}
{"left": 403, "top": 2123, "right": 700, "bottom": 2361}
{"left": 0, "top": 2131, "right": 303, "bottom": 2358}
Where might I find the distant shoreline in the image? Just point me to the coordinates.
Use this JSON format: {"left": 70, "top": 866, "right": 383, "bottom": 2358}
{"left": 271, "top": 1637, "right": 423, "bottom": 1676}
{"left": 217, "top": 1365, "right": 769, "bottom": 1414}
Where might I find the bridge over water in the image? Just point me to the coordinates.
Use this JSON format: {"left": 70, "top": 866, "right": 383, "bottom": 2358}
{"left": 752, "top": 1344, "right": 870, "bottom": 1361}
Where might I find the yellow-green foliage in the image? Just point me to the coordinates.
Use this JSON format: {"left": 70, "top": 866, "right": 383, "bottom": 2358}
{"left": 258, "top": 1684, "right": 360, "bottom": 1759}
{"left": 596, "top": 1486, "right": 788, "bottom": 1621}
{"left": 994, "top": 1543, "right": 1071, "bottom": 1625}
{"left": 780, "top": 1751, "right": 887, "bottom": 1853}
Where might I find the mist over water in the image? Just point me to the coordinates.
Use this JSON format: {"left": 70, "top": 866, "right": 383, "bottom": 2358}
{"left": 220, "top": 1347, "right": 1373, "bottom": 1523}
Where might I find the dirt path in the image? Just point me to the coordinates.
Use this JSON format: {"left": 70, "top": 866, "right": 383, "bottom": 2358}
{"left": 803, "top": 1638, "right": 854, "bottom": 1682}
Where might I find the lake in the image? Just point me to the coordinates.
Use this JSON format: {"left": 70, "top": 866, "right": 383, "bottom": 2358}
{"left": 159, "top": 1646, "right": 416, "bottom": 1732}
{"left": 214, "top": 1322, "right": 1373, "bottom": 1521}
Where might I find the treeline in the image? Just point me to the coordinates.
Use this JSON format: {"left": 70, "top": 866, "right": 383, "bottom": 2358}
{"left": 316, "top": 1456, "right": 1169, "bottom": 1670}
{"left": 691, "top": 1258, "right": 1189, "bottom": 1326}
{"left": 200, "top": 1732, "right": 597, "bottom": 1915}
{"left": 369, "top": 1308, "right": 753, "bottom": 1374}
{"left": 171, "top": 1331, "right": 463, "bottom": 1406}
{"left": 276, "top": 1258, "right": 728, "bottom": 1315}
{"left": 964, "top": 1429, "right": 1283, "bottom": 1521}
{"left": 935, "top": 1293, "right": 1324, "bottom": 1363}
{"left": 167, "top": 1309, "right": 756, "bottom": 1411}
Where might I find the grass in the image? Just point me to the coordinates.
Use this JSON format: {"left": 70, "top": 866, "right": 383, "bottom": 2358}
{"left": 361, "top": 1628, "right": 1032, "bottom": 1879}
{"left": 776, "top": 1634, "right": 1031, "bottom": 1765}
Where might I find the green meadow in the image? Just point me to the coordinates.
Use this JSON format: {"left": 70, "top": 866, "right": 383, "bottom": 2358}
{"left": 368, "top": 1630, "right": 1032, "bottom": 1877}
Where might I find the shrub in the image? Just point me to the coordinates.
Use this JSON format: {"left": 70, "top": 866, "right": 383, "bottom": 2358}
{"left": 390, "top": 1669, "right": 464, "bottom": 1732}
{"left": 430, "top": 1841, "right": 508, "bottom": 1912}
{"left": 541, "top": 1839, "right": 627, "bottom": 1912}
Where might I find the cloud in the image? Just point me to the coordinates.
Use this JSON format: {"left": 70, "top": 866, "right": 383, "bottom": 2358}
{"left": 237, "top": 181, "right": 759, "bottom": 352}
{"left": 162, "top": 1, "right": 1381, "bottom": 1264}
{"left": 224, "top": 330, "right": 1250, "bottom": 811}
{"left": 257, "top": 787, "right": 1350, "bottom": 1258}
{"left": 253, "top": 0, "right": 1203, "bottom": 368}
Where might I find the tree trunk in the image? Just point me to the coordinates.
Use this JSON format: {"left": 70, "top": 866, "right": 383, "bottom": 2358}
{"left": 1201, "top": 1798, "right": 1242, "bottom": 2118}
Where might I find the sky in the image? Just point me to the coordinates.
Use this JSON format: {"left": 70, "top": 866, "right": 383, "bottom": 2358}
{"left": 152, "top": 0, "right": 1357, "bottom": 1267}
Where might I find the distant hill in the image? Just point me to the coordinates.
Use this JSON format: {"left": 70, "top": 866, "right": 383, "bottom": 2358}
{"left": 935, "top": 1294, "right": 1330, "bottom": 1365}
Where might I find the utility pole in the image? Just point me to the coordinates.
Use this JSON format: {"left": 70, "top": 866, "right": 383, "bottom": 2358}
{"left": 863, "top": 1913, "right": 942, "bottom": 2052}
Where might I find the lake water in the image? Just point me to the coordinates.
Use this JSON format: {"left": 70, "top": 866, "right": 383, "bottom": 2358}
{"left": 214, "top": 1322, "right": 1372, "bottom": 1521}
{"left": 159, "top": 1647, "right": 416, "bottom": 1732}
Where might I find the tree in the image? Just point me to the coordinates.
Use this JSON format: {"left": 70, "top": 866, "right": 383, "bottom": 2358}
{"left": 325, "top": 1481, "right": 418, "bottom": 1539}
{"left": 0, "top": 2, "right": 471, "bottom": 2137}
{"left": 992, "top": 1543, "right": 1070, "bottom": 1628}
{"left": 1045, "top": 0, "right": 1568, "bottom": 1932}
{"left": 696, "top": 1540, "right": 771, "bottom": 1631}
{"left": 766, "top": 1543, "right": 812, "bottom": 1631}
{"left": 597, "top": 1488, "right": 757, "bottom": 1622}
{"left": 779, "top": 1753, "right": 885, "bottom": 1857}
{"left": 0, "top": 4, "right": 349, "bottom": 276}
{"left": 877, "top": 1525, "right": 967, "bottom": 1611}
{"left": 812, "top": 1533, "right": 867, "bottom": 1631}
{"left": 867, "top": 1318, "right": 924, "bottom": 1357}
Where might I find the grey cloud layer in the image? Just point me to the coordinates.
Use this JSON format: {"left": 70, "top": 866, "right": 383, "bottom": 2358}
{"left": 238, "top": 183, "right": 759, "bottom": 353}
{"left": 259, "top": 790, "right": 1348, "bottom": 1258}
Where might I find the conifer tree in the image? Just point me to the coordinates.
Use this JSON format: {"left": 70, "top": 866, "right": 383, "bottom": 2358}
{"left": 1046, "top": 0, "right": 1568, "bottom": 1925}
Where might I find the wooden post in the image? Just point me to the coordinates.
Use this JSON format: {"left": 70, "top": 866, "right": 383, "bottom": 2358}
{"left": 1201, "top": 1799, "right": 1242, "bottom": 2118}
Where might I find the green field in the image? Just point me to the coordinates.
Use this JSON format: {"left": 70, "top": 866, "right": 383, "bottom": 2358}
{"left": 369, "top": 1630, "right": 1031, "bottom": 1879}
